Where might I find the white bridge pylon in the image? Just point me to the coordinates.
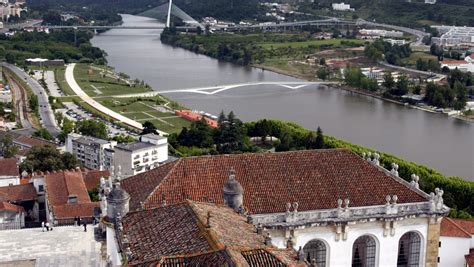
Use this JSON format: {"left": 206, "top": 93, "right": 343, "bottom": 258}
{"left": 112, "top": 81, "right": 335, "bottom": 98}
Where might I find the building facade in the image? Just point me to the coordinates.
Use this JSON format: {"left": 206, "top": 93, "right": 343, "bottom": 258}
{"left": 66, "top": 133, "right": 116, "bottom": 170}
{"left": 117, "top": 149, "right": 449, "bottom": 266}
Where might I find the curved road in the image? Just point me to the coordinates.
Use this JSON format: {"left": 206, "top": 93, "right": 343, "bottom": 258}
{"left": 65, "top": 63, "right": 166, "bottom": 135}
{"left": 3, "top": 63, "right": 60, "bottom": 136}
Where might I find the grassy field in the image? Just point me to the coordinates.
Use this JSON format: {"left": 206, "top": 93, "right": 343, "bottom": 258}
{"left": 54, "top": 67, "right": 76, "bottom": 96}
{"left": 401, "top": 52, "right": 438, "bottom": 66}
{"left": 99, "top": 97, "right": 191, "bottom": 134}
{"left": 74, "top": 64, "right": 152, "bottom": 97}
{"left": 260, "top": 39, "right": 366, "bottom": 49}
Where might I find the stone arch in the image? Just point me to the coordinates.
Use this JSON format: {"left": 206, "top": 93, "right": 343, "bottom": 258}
{"left": 303, "top": 239, "right": 328, "bottom": 267}
{"left": 397, "top": 231, "right": 423, "bottom": 267}
{"left": 352, "top": 235, "right": 378, "bottom": 267}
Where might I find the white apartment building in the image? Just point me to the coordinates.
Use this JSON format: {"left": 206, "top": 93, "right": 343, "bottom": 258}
{"left": 66, "top": 133, "right": 116, "bottom": 170}
{"left": 432, "top": 26, "right": 474, "bottom": 47}
{"left": 109, "top": 134, "right": 168, "bottom": 177}
{"left": 440, "top": 55, "right": 474, "bottom": 73}
{"left": 332, "top": 2, "right": 354, "bottom": 11}
{"left": 359, "top": 29, "right": 404, "bottom": 38}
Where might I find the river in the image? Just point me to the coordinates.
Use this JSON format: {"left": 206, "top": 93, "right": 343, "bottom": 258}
{"left": 91, "top": 14, "right": 474, "bottom": 180}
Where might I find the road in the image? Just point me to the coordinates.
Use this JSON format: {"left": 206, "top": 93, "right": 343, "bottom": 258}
{"left": 3, "top": 63, "right": 60, "bottom": 136}
{"left": 5, "top": 72, "right": 34, "bottom": 131}
{"left": 378, "top": 61, "right": 446, "bottom": 81}
{"left": 356, "top": 19, "right": 429, "bottom": 46}
{"left": 65, "top": 63, "right": 167, "bottom": 135}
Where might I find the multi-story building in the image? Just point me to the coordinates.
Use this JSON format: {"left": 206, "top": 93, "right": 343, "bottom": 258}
{"left": 432, "top": 26, "right": 474, "bottom": 47}
{"left": 107, "top": 149, "right": 450, "bottom": 266}
{"left": 440, "top": 55, "right": 474, "bottom": 73}
{"left": 109, "top": 134, "right": 168, "bottom": 177}
{"left": 66, "top": 133, "right": 116, "bottom": 170}
{"left": 332, "top": 2, "right": 354, "bottom": 11}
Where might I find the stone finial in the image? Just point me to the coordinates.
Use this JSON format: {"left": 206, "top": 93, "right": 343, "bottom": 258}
{"left": 256, "top": 223, "right": 263, "bottom": 235}
{"left": 386, "top": 195, "right": 391, "bottom": 205}
{"left": 292, "top": 202, "right": 299, "bottom": 213}
{"left": 392, "top": 195, "right": 398, "bottom": 204}
{"left": 21, "top": 170, "right": 28, "bottom": 178}
{"left": 161, "top": 199, "right": 167, "bottom": 207}
{"left": 125, "top": 247, "right": 132, "bottom": 261}
{"left": 366, "top": 152, "right": 372, "bottom": 162}
{"left": 373, "top": 153, "right": 380, "bottom": 165}
{"left": 264, "top": 232, "right": 272, "bottom": 245}
{"left": 286, "top": 236, "right": 294, "bottom": 249}
{"left": 337, "top": 198, "right": 343, "bottom": 209}
{"left": 116, "top": 165, "right": 122, "bottom": 180}
{"left": 390, "top": 163, "right": 399, "bottom": 177}
{"left": 286, "top": 202, "right": 292, "bottom": 213}
{"left": 362, "top": 152, "right": 366, "bottom": 160}
{"left": 344, "top": 198, "right": 350, "bottom": 209}
{"left": 223, "top": 168, "right": 244, "bottom": 211}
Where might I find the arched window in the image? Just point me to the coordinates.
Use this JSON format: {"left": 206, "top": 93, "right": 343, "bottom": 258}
{"left": 303, "top": 239, "right": 327, "bottom": 267}
{"left": 352, "top": 235, "right": 377, "bottom": 267}
{"left": 397, "top": 232, "right": 421, "bottom": 267}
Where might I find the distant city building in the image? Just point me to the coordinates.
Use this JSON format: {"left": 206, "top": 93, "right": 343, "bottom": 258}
{"left": 332, "top": 2, "right": 354, "bottom": 11}
{"left": 432, "top": 26, "right": 474, "bottom": 47}
{"left": 0, "top": 183, "right": 37, "bottom": 229}
{"left": 385, "top": 38, "right": 407, "bottom": 46}
{"left": 425, "top": 0, "right": 436, "bottom": 4}
{"left": 175, "top": 110, "right": 218, "bottom": 128}
{"left": 359, "top": 29, "right": 404, "bottom": 38}
{"left": 25, "top": 58, "right": 64, "bottom": 67}
{"left": 107, "top": 134, "right": 168, "bottom": 177}
{"left": 66, "top": 133, "right": 117, "bottom": 170}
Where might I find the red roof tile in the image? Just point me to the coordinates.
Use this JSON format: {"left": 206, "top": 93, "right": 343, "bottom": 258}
{"left": 0, "top": 183, "right": 36, "bottom": 202}
{"left": 52, "top": 202, "right": 99, "bottom": 219}
{"left": 441, "top": 60, "right": 467, "bottom": 65}
{"left": 0, "top": 158, "right": 18, "bottom": 177}
{"left": 83, "top": 170, "right": 109, "bottom": 191}
{"left": 122, "top": 149, "right": 427, "bottom": 214}
{"left": 440, "top": 217, "right": 472, "bottom": 238}
{"left": 0, "top": 201, "right": 25, "bottom": 213}
{"left": 14, "top": 136, "right": 56, "bottom": 148}
{"left": 44, "top": 170, "right": 91, "bottom": 206}
{"left": 121, "top": 201, "right": 300, "bottom": 266}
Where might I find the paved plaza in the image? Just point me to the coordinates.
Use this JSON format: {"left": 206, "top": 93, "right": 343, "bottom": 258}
{"left": 0, "top": 226, "right": 103, "bottom": 267}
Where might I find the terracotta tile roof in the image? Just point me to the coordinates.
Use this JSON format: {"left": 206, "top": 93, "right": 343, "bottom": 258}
{"left": 52, "top": 202, "right": 99, "bottom": 219}
{"left": 83, "top": 170, "right": 109, "bottom": 191}
{"left": 241, "top": 249, "right": 286, "bottom": 266}
{"left": 158, "top": 250, "right": 233, "bottom": 267}
{"left": 440, "top": 217, "right": 472, "bottom": 238}
{"left": 122, "top": 149, "right": 427, "bottom": 214}
{"left": 121, "top": 201, "right": 301, "bottom": 266}
{"left": 44, "top": 170, "right": 91, "bottom": 206}
{"left": 0, "top": 158, "right": 18, "bottom": 177}
{"left": 441, "top": 60, "right": 467, "bottom": 65}
{"left": 449, "top": 218, "right": 474, "bottom": 235}
{"left": 0, "top": 184, "right": 36, "bottom": 202}
{"left": 13, "top": 135, "right": 56, "bottom": 148}
{"left": 0, "top": 201, "right": 25, "bottom": 213}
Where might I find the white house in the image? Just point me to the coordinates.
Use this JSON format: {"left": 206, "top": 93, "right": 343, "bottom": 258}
{"left": 439, "top": 217, "right": 474, "bottom": 266}
{"left": 332, "top": 2, "right": 354, "bottom": 11}
{"left": 0, "top": 158, "right": 19, "bottom": 187}
{"left": 440, "top": 55, "right": 474, "bottom": 73}
{"left": 108, "top": 149, "right": 449, "bottom": 266}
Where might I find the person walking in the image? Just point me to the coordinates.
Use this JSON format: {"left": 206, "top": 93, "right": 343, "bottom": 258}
{"left": 83, "top": 222, "right": 87, "bottom": 232}
{"left": 45, "top": 221, "right": 50, "bottom": 231}
{"left": 41, "top": 221, "right": 45, "bottom": 232}
{"left": 74, "top": 216, "right": 78, "bottom": 226}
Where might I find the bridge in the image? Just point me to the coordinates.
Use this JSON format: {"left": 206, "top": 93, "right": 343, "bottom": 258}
{"left": 108, "top": 81, "right": 337, "bottom": 97}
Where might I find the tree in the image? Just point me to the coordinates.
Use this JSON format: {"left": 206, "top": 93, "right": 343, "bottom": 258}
{"left": 58, "top": 117, "right": 75, "bottom": 142}
{"left": 254, "top": 119, "right": 272, "bottom": 143}
{"left": 319, "top": 58, "right": 326, "bottom": 65}
{"left": 141, "top": 121, "right": 158, "bottom": 135}
{"left": 317, "top": 67, "right": 330, "bottom": 80}
{"left": 1, "top": 134, "right": 18, "bottom": 158}
{"left": 29, "top": 95, "right": 38, "bottom": 112}
{"left": 20, "top": 145, "right": 80, "bottom": 172}
{"left": 76, "top": 119, "right": 108, "bottom": 139}
{"left": 33, "top": 128, "right": 53, "bottom": 141}
{"left": 214, "top": 111, "right": 247, "bottom": 153}
{"left": 392, "top": 75, "right": 409, "bottom": 96}
{"left": 382, "top": 72, "right": 395, "bottom": 91}
{"left": 315, "top": 127, "right": 324, "bottom": 149}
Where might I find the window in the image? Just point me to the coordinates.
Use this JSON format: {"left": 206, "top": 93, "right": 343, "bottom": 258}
{"left": 397, "top": 232, "right": 421, "bottom": 267}
{"left": 304, "top": 240, "right": 327, "bottom": 267}
{"left": 352, "top": 235, "right": 377, "bottom": 267}
{"left": 38, "top": 185, "right": 44, "bottom": 192}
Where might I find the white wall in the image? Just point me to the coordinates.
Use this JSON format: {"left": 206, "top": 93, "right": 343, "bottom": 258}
{"left": 439, "top": 236, "right": 471, "bottom": 267}
{"left": 0, "top": 176, "right": 19, "bottom": 186}
{"left": 106, "top": 226, "right": 122, "bottom": 266}
{"left": 269, "top": 217, "right": 429, "bottom": 267}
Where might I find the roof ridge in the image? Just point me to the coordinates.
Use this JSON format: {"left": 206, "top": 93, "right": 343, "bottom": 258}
{"left": 446, "top": 217, "right": 472, "bottom": 237}
{"left": 188, "top": 200, "right": 226, "bottom": 251}
{"left": 143, "top": 159, "right": 182, "bottom": 209}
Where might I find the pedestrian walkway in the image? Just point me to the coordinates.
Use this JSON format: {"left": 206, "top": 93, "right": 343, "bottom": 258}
{"left": 0, "top": 226, "right": 102, "bottom": 267}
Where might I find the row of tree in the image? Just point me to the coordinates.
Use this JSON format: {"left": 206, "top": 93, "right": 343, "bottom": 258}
{"left": 364, "top": 39, "right": 412, "bottom": 65}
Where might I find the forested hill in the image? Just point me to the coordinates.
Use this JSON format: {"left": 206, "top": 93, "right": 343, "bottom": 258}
{"left": 302, "top": 0, "right": 474, "bottom": 27}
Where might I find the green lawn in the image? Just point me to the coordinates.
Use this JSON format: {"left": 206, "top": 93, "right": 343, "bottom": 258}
{"left": 74, "top": 64, "right": 152, "bottom": 97}
{"left": 54, "top": 67, "right": 76, "bottom": 96}
{"left": 260, "top": 39, "right": 366, "bottom": 49}
{"left": 149, "top": 117, "right": 191, "bottom": 134}
{"left": 401, "top": 52, "right": 438, "bottom": 66}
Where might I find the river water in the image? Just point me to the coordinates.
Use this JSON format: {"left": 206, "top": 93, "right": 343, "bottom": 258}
{"left": 91, "top": 14, "right": 474, "bottom": 180}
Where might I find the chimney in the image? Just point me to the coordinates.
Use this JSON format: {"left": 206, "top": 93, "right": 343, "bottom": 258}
{"left": 68, "top": 194, "right": 78, "bottom": 204}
